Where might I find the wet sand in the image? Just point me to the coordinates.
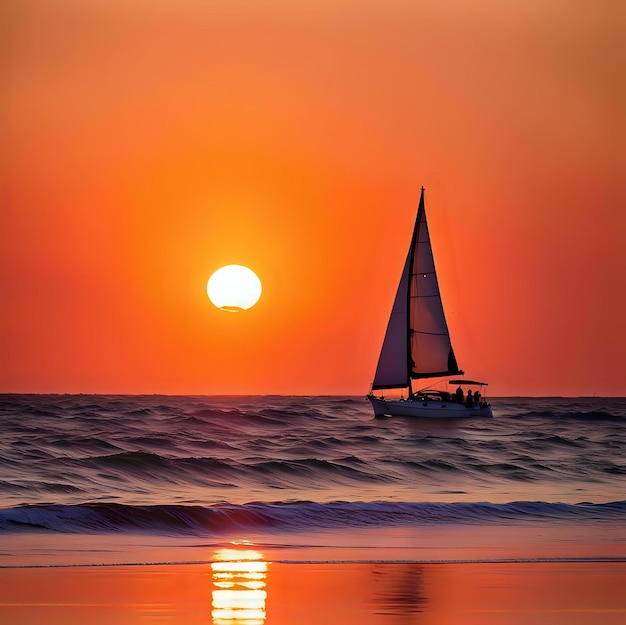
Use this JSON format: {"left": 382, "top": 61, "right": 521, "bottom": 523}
{"left": 1, "top": 560, "right": 625, "bottom": 625}
{"left": 1, "top": 526, "right": 625, "bottom": 624}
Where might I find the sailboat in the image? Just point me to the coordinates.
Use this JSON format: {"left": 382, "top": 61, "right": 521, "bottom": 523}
{"left": 367, "top": 188, "right": 493, "bottom": 419}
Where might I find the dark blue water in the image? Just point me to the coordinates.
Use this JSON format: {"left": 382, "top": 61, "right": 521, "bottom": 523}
{"left": 1, "top": 395, "right": 624, "bottom": 536}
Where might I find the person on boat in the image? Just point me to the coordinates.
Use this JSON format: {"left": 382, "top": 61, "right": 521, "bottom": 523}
{"left": 455, "top": 386, "right": 464, "bottom": 403}
{"left": 466, "top": 389, "right": 473, "bottom": 407}
{"left": 474, "top": 390, "right": 481, "bottom": 405}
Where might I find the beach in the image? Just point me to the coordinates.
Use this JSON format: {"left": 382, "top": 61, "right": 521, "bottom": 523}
{"left": 2, "top": 559, "right": 625, "bottom": 624}
{"left": 2, "top": 524, "right": 626, "bottom": 624}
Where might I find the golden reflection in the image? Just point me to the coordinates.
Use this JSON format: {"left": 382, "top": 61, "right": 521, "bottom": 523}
{"left": 211, "top": 547, "right": 268, "bottom": 625}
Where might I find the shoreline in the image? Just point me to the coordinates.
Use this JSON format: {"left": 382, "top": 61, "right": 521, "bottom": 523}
{"left": 3, "top": 523, "right": 625, "bottom": 567}
{"left": 3, "top": 556, "right": 626, "bottom": 570}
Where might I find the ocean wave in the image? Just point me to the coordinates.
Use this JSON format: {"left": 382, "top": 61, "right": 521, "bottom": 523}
{"left": 1, "top": 500, "right": 624, "bottom": 536}
{"left": 518, "top": 410, "right": 624, "bottom": 421}
{"left": 1, "top": 395, "right": 624, "bottom": 509}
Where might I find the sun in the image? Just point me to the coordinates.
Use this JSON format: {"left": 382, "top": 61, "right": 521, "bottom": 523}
{"left": 207, "top": 265, "right": 262, "bottom": 312}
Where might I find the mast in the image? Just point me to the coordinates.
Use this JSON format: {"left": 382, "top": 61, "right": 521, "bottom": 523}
{"left": 405, "top": 186, "right": 424, "bottom": 399}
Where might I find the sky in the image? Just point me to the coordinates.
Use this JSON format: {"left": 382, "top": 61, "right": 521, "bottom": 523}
{"left": 2, "top": 0, "right": 625, "bottom": 396}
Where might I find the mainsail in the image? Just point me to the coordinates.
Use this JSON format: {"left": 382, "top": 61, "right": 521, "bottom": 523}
{"left": 372, "top": 188, "right": 461, "bottom": 391}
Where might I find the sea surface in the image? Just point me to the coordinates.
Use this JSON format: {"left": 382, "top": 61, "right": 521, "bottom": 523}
{"left": 0, "top": 395, "right": 625, "bottom": 565}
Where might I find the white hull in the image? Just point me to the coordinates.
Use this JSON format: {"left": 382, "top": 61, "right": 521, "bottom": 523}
{"left": 368, "top": 396, "right": 493, "bottom": 419}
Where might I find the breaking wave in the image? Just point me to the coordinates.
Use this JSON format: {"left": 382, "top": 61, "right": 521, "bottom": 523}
{"left": 1, "top": 500, "right": 624, "bottom": 536}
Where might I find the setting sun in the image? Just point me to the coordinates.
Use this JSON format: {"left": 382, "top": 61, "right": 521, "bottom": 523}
{"left": 207, "top": 265, "right": 262, "bottom": 312}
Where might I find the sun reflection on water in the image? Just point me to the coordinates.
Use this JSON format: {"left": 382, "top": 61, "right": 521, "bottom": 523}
{"left": 211, "top": 547, "right": 268, "bottom": 625}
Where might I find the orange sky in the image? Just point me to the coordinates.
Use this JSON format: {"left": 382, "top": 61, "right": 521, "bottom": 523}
{"left": 2, "top": 1, "right": 625, "bottom": 396}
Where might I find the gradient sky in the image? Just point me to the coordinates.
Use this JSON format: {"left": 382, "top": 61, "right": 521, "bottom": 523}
{"left": 3, "top": 1, "right": 624, "bottom": 396}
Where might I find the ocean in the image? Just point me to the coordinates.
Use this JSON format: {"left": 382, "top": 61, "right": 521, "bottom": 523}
{"left": 1, "top": 395, "right": 625, "bottom": 566}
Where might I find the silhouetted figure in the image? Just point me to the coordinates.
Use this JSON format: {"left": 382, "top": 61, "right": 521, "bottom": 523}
{"left": 474, "top": 390, "right": 481, "bottom": 405}
{"left": 466, "top": 389, "right": 473, "bottom": 407}
{"left": 455, "top": 386, "right": 464, "bottom": 403}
